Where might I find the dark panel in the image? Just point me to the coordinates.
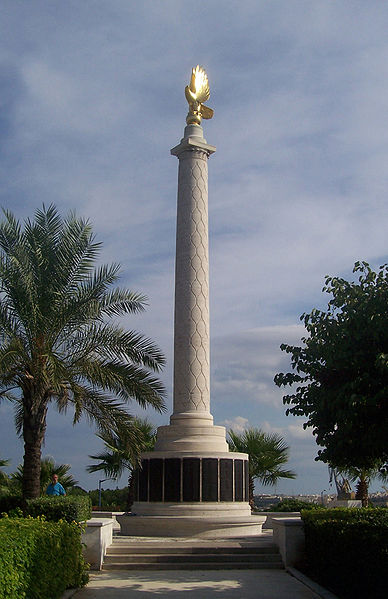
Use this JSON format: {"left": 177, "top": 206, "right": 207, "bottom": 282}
{"left": 220, "top": 459, "right": 233, "bottom": 502}
{"left": 183, "top": 458, "right": 200, "bottom": 502}
{"left": 244, "top": 460, "right": 249, "bottom": 502}
{"left": 138, "top": 459, "right": 149, "bottom": 502}
{"left": 164, "top": 458, "right": 181, "bottom": 502}
{"left": 234, "top": 459, "right": 243, "bottom": 502}
{"left": 149, "top": 459, "right": 164, "bottom": 502}
{"left": 132, "top": 468, "right": 139, "bottom": 502}
{"left": 202, "top": 458, "right": 218, "bottom": 502}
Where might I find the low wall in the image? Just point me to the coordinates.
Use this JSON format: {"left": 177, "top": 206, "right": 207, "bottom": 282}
{"left": 82, "top": 518, "right": 114, "bottom": 570}
{"left": 272, "top": 517, "right": 305, "bottom": 567}
{"left": 255, "top": 512, "right": 300, "bottom": 529}
{"left": 90, "top": 511, "right": 123, "bottom": 531}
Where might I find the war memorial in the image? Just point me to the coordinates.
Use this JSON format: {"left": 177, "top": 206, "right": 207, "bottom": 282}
{"left": 117, "top": 66, "right": 264, "bottom": 537}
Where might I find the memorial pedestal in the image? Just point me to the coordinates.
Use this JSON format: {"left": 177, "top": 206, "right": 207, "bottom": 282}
{"left": 123, "top": 110, "right": 258, "bottom": 537}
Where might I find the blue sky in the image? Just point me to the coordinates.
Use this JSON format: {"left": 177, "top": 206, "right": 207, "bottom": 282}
{"left": 1, "top": 1, "right": 388, "bottom": 495}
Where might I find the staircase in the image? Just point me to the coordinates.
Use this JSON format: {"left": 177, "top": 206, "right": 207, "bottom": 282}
{"left": 103, "top": 535, "right": 284, "bottom": 570}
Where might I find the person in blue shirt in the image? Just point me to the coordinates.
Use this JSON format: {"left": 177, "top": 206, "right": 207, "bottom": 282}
{"left": 46, "top": 473, "right": 66, "bottom": 496}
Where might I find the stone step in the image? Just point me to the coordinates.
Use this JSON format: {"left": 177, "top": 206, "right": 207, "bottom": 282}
{"left": 106, "top": 544, "right": 279, "bottom": 555}
{"left": 103, "top": 561, "right": 283, "bottom": 570}
{"left": 104, "top": 553, "right": 281, "bottom": 564}
{"left": 103, "top": 537, "right": 284, "bottom": 570}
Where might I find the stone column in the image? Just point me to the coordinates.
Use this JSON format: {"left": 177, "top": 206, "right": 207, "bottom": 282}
{"left": 129, "top": 120, "right": 252, "bottom": 525}
{"left": 154, "top": 124, "right": 228, "bottom": 452}
{"left": 172, "top": 125, "right": 213, "bottom": 425}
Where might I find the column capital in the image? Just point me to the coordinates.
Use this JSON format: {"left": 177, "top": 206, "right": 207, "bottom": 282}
{"left": 171, "top": 124, "right": 216, "bottom": 158}
{"left": 171, "top": 137, "right": 216, "bottom": 158}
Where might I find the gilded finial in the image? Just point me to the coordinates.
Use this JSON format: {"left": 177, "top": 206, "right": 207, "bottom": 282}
{"left": 185, "top": 65, "right": 214, "bottom": 126}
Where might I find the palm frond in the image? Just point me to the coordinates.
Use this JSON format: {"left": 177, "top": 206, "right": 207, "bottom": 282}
{"left": 11, "top": 455, "right": 78, "bottom": 495}
{"left": 87, "top": 418, "right": 156, "bottom": 477}
{"left": 0, "top": 209, "right": 22, "bottom": 253}
{"left": 68, "top": 323, "right": 165, "bottom": 372}
{"left": 99, "top": 288, "right": 148, "bottom": 317}
{"left": 66, "top": 383, "right": 135, "bottom": 433}
{"left": 72, "top": 358, "right": 166, "bottom": 412}
{"left": 228, "top": 427, "right": 296, "bottom": 486}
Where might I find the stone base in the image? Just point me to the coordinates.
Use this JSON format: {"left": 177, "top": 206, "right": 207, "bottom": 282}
{"left": 116, "top": 513, "right": 265, "bottom": 538}
{"left": 131, "top": 501, "right": 252, "bottom": 517}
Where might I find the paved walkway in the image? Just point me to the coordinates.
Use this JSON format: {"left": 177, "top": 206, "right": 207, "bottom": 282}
{"left": 72, "top": 569, "right": 323, "bottom": 599}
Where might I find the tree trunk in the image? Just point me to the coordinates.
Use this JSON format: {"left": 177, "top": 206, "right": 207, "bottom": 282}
{"left": 22, "top": 395, "right": 48, "bottom": 499}
{"left": 127, "top": 469, "right": 134, "bottom": 511}
{"left": 249, "top": 475, "right": 255, "bottom": 510}
{"left": 355, "top": 473, "right": 369, "bottom": 507}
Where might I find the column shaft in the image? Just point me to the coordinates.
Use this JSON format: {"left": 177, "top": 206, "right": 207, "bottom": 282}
{"left": 173, "top": 147, "right": 211, "bottom": 419}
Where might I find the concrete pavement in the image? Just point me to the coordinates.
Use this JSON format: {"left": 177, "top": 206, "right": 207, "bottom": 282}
{"left": 72, "top": 569, "right": 324, "bottom": 598}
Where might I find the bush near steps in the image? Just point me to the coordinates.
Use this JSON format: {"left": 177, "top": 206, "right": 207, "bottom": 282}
{"left": 301, "top": 508, "right": 388, "bottom": 599}
{"left": 0, "top": 494, "right": 91, "bottom": 523}
{"left": 0, "top": 516, "right": 89, "bottom": 599}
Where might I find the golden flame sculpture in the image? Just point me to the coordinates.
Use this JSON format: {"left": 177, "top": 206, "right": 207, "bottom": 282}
{"left": 185, "top": 65, "right": 214, "bottom": 126}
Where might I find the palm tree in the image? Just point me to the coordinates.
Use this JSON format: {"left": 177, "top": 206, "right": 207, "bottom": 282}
{"left": 87, "top": 418, "right": 156, "bottom": 509}
{"left": 0, "top": 205, "right": 166, "bottom": 499}
{"left": 228, "top": 427, "right": 296, "bottom": 509}
{"left": 336, "top": 465, "right": 388, "bottom": 507}
{"left": 0, "top": 458, "right": 11, "bottom": 496}
{"left": 11, "top": 456, "right": 78, "bottom": 496}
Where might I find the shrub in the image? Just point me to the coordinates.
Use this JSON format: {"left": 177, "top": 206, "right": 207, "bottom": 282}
{"left": 0, "top": 495, "right": 24, "bottom": 514}
{"left": 270, "top": 498, "right": 321, "bottom": 512}
{"left": 301, "top": 506, "right": 388, "bottom": 524}
{"left": 88, "top": 487, "right": 128, "bottom": 510}
{"left": 301, "top": 508, "right": 388, "bottom": 599}
{"left": 0, "top": 516, "right": 88, "bottom": 599}
{"left": 67, "top": 485, "right": 88, "bottom": 496}
{"left": 26, "top": 495, "right": 92, "bottom": 523}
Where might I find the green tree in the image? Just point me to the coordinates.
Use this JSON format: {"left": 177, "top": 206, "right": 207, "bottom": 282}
{"left": 0, "top": 458, "right": 11, "bottom": 496}
{"left": 0, "top": 205, "right": 166, "bottom": 500}
{"left": 275, "top": 261, "right": 388, "bottom": 472}
{"left": 227, "top": 427, "right": 296, "bottom": 509}
{"left": 11, "top": 456, "right": 78, "bottom": 496}
{"left": 87, "top": 418, "right": 156, "bottom": 509}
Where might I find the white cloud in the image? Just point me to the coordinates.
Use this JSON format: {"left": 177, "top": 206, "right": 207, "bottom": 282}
{"left": 220, "top": 416, "right": 249, "bottom": 433}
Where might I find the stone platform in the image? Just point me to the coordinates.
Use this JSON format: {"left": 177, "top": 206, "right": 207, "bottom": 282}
{"left": 116, "top": 513, "right": 265, "bottom": 538}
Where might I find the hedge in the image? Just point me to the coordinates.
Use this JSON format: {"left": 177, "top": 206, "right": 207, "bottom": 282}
{"left": 302, "top": 506, "right": 388, "bottom": 524}
{"left": 270, "top": 498, "right": 322, "bottom": 512}
{"left": 0, "top": 516, "right": 88, "bottom": 599}
{"left": 27, "top": 495, "right": 92, "bottom": 523}
{"left": 0, "top": 495, "right": 24, "bottom": 514}
{"left": 0, "top": 494, "right": 92, "bottom": 523}
{"left": 301, "top": 508, "right": 388, "bottom": 599}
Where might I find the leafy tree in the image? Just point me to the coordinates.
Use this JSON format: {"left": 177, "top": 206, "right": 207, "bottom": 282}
{"left": 0, "top": 458, "right": 11, "bottom": 496}
{"left": 275, "top": 261, "right": 388, "bottom": 473}
{"left": 227, "top": 427, "right": 296, "bottom": 509}
{"left": 87, "top": 418, "right": 156, "bottom": 509}
{"left": 88, "top": 487, "right": 128, "bottom": 510}
{"left": 0, "top": 205, "right": 166, "bottom": 499}
{"left": 67, "top": 486, "right": 88, "bottom": 496}
{"left": 11, "top": 457, "right": 78, "bottom": 496}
